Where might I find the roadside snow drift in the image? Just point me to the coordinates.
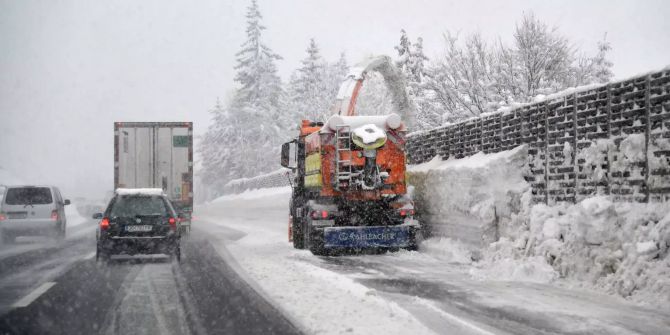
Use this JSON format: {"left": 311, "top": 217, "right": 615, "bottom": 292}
{"left": 408, "top": 142, "right": 670, "bottom": 308}
{"left": 408, "top": 145, "right": 530, "bottom": 248}
{"left": 526, "top": 198, "right": 670, "bottom": 307}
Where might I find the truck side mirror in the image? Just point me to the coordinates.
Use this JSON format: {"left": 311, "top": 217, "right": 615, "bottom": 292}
{"left": 281, "top": 142, "right": 297, "bottom": 169}
{"left": 64, "top": 199, "right": 71, "bottom": 206}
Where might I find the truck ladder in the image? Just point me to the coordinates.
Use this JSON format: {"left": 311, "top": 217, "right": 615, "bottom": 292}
{"left": 335, "top": 125, "right": 352, "bottom": 190}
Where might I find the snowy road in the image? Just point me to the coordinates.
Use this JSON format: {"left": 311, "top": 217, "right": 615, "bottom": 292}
{"left": 0, "top": 219, "right": 301, "bottom": 334}
{"left": 198, "top": 187, "right": 670, "bottom": 335}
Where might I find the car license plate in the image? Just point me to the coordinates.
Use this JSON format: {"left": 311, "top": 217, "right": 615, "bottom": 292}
{"left": 8, "top": 212, "right": 27, "bottom": 219}
{"left": 126, "top": 225, "right": 153, "bottom": 232}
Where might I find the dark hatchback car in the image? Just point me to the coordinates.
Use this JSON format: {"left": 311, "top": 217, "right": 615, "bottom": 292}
{"left": 94, "top": 189, "right": 181, "bottom": 262}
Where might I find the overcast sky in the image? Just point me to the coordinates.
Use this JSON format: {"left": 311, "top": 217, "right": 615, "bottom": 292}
{"left": 1, "top": 0, "right": 668, "bottom": 198}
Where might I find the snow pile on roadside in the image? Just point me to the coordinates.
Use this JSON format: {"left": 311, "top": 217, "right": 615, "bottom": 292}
{"left": 65, "top": 205, "right": 87, "bottom": 227}
{"left": 408, "top": 145, "right": 530, "bottom": 248}
{"left": 419, "top": 237, "right": 474, "bottom": 264}
{"left": 469, "top": 237, "right": 558, "bottom": 284}
{"left": 525, "top": 197, "right": 670, "bottom": 307}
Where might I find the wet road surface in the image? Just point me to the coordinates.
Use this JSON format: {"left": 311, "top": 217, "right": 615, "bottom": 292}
{"left": 0, "top": 222, "right": 301, "bottom": 335}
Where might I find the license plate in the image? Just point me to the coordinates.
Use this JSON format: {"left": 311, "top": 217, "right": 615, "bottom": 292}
{"left": 126, "top": 225, "right": 153, "bottom": 232}
{"left": 324, "top": 226, "right": 410, "bottom": 248}
{"left": 8, "top": 212, "right": 27, "bottom": 219}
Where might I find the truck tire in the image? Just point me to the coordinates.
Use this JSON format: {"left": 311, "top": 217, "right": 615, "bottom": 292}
{"left": 292, "top": 218, "right": 305, "bottom": 249}
{"left": 305, "top": 218, "right": 327, "bottom": 256}
{"left": 405, "top": 229, "right": 419, "bottom": 251}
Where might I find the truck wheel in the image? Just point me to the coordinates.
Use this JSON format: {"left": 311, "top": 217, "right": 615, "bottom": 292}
{"left": 292, "top": 218, "right": 305, "bottom": 249}
{"left": 305, "top": 218, "right": 327, "bottom": 256}
{"left": 405, "top": 229, "right": 419, "bottom": 251}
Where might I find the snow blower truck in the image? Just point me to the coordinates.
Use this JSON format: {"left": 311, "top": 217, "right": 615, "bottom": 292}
{"left": 280, "top": 56, "right": 420, "bottom": 255}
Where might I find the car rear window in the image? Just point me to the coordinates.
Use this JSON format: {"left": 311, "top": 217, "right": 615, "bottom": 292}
{"left": 4, "top": 187, "right": 53, "bottom": 205}
{"left": 109, "top": 195, "right": 168, "bottom": 218}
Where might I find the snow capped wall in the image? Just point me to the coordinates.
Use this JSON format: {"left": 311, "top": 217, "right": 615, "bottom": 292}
{"left": 406, "top": 68, "right": 670, "bottom": 204}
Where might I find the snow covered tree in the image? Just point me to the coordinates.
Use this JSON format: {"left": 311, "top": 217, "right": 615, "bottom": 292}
{"left": 423, "top": 32, "right": 502, "bottom": 122}
{"left": 513, "top": 12, "right": 573, "bottom": 97}
{"left": 234, "top": 0, "right": 283, "bottom": 109}
{"left": 394, "top": 29, "right": 435, "bottom": 130}
{"left": 199, "top": 0, "right": 287, "bottom": 195}
{"left": 409, "top": 37, "right": 429, "bottom": 85}
{"left": 329, "top": 52, "right": 350, "bottom": 83}
{"left": 591, "top": 34, "right": 614, "bottom": 83}
{"left": 287, "top": 38, "right": 331, "bottom": 122}
{"left": 323, "top": 52, "right": 350, "bottom": 114}
{"left": 198, "top": 99, "right": 239, "bottom": 195}
{"left": 421, "top": 12, "right": 615, "bottom": 126}
{"left": 395, "top": 29, "right": 412, "bottom": 75}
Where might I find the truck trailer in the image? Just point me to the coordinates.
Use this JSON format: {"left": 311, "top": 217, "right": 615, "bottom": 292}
{"left": 114, "top": 122, "right": 193, "bottom": 232}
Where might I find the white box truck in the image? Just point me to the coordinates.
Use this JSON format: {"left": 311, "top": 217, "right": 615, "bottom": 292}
{"left": 114, "top": 122, "right": 193, "bottom": 232}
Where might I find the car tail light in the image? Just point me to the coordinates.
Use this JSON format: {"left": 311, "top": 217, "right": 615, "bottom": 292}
{"left": 168, "top": 217, "right": 176, "bottom": 230}
{"left": 399, "top": 209, "right": 415, "bottom": 217}
{"left": 311, "top": 210, "right": 329, "bottom": 220}
{"left": 100, "top": 217, "right": 110, "bottom": 230}
{"left": 0, "top": 213, "right": 5, "bottom": 221}
{"left": 51, "top": 210, "right": 59, "bottom": 221}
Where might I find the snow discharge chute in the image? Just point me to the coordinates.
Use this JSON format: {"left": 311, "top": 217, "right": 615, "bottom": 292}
{"left": 330, "top": 55, "right": 416, "bottom": 129}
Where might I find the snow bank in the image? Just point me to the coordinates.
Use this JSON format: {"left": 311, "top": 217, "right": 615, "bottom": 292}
{"left": 65, "top": 205, "right": 87, "bottom": 227}
{"left": 525, "top": 197, "right": 670, "bottom": 307}
{"left": 408, "top": 145, "right": 530, "bottom": 248}
{"left": 418, "top": 237, "right": 474, "bottom": 264}
{"left": 469, "top": 237, "right": 558, "bottom": 284}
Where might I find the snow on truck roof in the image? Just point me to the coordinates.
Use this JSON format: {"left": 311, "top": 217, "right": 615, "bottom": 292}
{"left": 115, "top": 188, "right": 165, "bottom": 196}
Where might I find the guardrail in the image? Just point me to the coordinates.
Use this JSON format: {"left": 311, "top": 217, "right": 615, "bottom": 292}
{"left": 222, "top": 168, "right": 292, "bottom": 194}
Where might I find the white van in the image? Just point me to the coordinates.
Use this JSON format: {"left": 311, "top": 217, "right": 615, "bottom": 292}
{"left": 0, "top": 186, "right": 70, "bottom": 243}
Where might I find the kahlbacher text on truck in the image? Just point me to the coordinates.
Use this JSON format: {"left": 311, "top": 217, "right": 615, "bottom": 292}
{"left": 281, "top": 56, "right": 420, "bottom": 255}
{"left": 114, "top": 122, "right": 193, "bottom": 233}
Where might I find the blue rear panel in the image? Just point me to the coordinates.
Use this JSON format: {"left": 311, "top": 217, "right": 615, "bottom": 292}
{"left": 324, "top": 226, "right": 411, "bottom": 248}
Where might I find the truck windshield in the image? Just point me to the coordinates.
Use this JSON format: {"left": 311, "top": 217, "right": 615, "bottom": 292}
{"left": 109, "top": 195, "right": 168, "bottom": 218}
{"left": 4, "top": 187, "right": 53, "bottom": 205}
